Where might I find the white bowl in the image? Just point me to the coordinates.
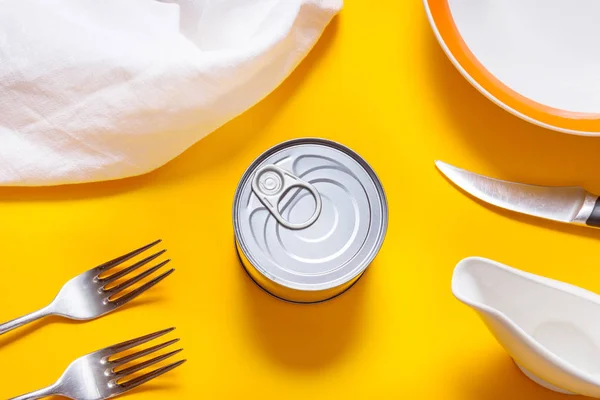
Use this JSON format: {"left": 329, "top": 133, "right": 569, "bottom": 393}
{"left": 424, "top": 0, "right": 600, "bottom": 136}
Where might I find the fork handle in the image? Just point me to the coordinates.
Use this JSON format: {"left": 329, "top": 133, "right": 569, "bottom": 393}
{"left": 0, "top": 306, "right": 52, "bottom": 336}
{"left": 8, "top": 383, "right": 59, "bottom": 400}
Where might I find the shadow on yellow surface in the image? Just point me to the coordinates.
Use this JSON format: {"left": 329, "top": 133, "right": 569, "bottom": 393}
{"left": 118, "top": 382, "right": 180, "bottom": 399}
{"left": 0, "top": 295, "right": 163, "bottom": 349}
{"left": 39, "top": 383, "right": 178, "bottom": 400}
{"left": 426, "top": 27, "right": 600, "bottom": 185}
{"left": 435, "top": 168, "right": 600, "bottom": 242}
{"left": 240, "top": 258, "right": 370, "bottom": 370}
{"left": 455, "top": 354, "right": 591, "bottom": 400}
{"left": 0, "top": 18, "right": 339, "bottom": 202}
{"left": 0, "top": 315, "right": 62, "bottom": 349}
{"left": 427, "top": 29, "right": 600, "bottom": 241}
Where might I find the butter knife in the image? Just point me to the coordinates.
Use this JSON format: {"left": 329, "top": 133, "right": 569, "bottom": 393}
{"left": 435, "top": 161, "right": 600, "bottom": 228}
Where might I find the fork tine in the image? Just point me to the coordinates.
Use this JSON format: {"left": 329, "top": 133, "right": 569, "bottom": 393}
{"left": 95, "top": 240, "right": 162, "bottom": 272}
{"left": 100, "top": 251, "right": 167, "bottom": 285}
{"left": 104, "top": 259, "right": 171, "bottom": 295}
{"left": 111, "top": 338, "right": 180, "bottom": 367}
{"left": 101, "top": 328, "right": 175, "bottom": 357}
{"left": 110, "top": 268, "right": 175, "bottom": 307}
{"left": 115, "top": 349, "right": 183, "bottom": 377}
{"left": 118, "top": 360, "right": 186, "bottom": 390}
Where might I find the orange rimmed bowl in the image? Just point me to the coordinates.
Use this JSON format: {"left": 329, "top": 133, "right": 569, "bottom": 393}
{"left": 424, "top": 0, "right": 600, "bottom": 136}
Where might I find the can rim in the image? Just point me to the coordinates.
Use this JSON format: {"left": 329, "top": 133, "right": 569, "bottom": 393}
{"left": 232, "top": 137, "right": 388, "bottom": 292}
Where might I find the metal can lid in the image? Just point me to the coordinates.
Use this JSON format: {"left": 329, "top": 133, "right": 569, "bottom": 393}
{"left": 233, "top": 138, "right": 388, "bottom": 292}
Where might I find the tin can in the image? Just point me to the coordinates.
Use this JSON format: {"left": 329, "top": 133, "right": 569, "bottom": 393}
{"left": 233, "top": 138, "right": 388, "bottom": 303}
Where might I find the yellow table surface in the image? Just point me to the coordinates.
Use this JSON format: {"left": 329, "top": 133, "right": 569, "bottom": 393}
{"left": 3, "top": 2, "right": 600, "bottom": 399}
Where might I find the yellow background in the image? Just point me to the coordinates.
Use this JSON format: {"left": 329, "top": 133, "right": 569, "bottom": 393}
{"left": 2, "top": 2, "right": 600, "bottom": 399}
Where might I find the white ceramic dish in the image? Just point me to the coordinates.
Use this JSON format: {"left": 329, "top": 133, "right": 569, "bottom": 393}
{"left": 424, "top": 0, "right": 600, "bottom": 136}
{"left": 453, "top": 257, "right": 600, "bottom": 397}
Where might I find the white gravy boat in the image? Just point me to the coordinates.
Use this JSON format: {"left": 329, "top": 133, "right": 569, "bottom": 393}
{"left": 452, "top": 257, "right": 600, "bottom": 397}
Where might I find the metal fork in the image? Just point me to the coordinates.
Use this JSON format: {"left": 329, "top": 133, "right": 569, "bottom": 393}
{"left": 0, "top": 240, "right": 174, "bottom": 335}
{"left": 9, "top": 327, "right": 186, "bottom": 400}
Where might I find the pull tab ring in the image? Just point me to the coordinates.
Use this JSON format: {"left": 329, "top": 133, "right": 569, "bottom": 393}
{"left": 251, "top": 164, "right": 322, "bottom": 230}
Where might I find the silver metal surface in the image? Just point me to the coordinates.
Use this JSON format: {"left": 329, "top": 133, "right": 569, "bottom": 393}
{"left": 251, "top": 164, "right": 322, "bottom": 230}
{"left": 9, "top": 328, "right": 186, "bottom": 400}
{"left": 435, "top": 161, "right": 598, "bottom": 225}
{"left": 0, "top": 240, "right": 174, "bottom": 336}
{"left": 234, "top": 138, "right": 388, "bottom": 302}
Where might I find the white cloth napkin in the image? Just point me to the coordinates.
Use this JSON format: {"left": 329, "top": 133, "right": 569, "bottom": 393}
{"left": 0, "top": 0, "right": 341, "bottom": 186}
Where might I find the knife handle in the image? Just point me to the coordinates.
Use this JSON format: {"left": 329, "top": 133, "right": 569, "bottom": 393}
{"left": 586, "top": 198, "right": 600, "bottom": 228}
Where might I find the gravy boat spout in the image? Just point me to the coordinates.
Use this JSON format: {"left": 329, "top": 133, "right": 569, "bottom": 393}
{"left": 452, "top": 257, "right": 600, "bottom": 397}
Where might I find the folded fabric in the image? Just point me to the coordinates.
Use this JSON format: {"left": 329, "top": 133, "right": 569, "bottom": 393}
{"left": 0, "top": 0, "right": 342, "bottom": 186}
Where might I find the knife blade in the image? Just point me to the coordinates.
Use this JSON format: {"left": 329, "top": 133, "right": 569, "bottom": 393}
{"left": 435, "top": 160, "right": 600, "bottom": 228}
